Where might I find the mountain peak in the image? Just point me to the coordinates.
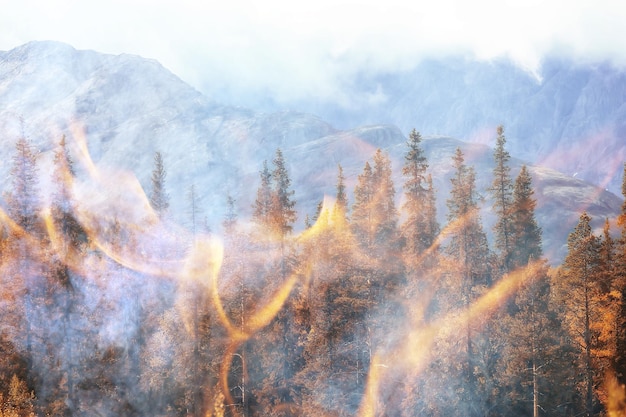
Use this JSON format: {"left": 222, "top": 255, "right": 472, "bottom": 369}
{"left": 7, "top": 39, "right": 76, "bottom": 54}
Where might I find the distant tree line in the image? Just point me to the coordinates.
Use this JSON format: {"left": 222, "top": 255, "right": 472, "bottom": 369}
{"left": 0, "top": 126, "right": 625, "bottom": 416}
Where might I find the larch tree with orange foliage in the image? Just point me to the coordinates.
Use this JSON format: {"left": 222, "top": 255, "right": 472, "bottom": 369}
{"left": 555, "top": 212, "right": 606, "bottom": 417}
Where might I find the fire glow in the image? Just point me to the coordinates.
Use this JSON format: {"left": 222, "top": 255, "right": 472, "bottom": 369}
{"left": 1, "top": 122, "right": 625, "bottom": 417}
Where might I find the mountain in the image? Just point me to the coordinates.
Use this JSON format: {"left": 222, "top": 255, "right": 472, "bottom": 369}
{"left": 0, "top": 41, "right": 622, "bottom": 263}
{"left": 259, "top": 56, "right": 626, "bottom": 196}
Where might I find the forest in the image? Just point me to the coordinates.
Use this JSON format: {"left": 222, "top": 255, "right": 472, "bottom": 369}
{"left": 0, "top": 125, "right": 625, "bottom": 417}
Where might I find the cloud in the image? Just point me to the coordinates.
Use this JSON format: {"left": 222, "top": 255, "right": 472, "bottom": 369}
{"left": 2, "top": 0, "right": 626, "bottom": 104}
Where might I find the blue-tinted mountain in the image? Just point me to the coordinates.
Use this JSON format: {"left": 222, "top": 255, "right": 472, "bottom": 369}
{"left": 0, "top": 41, "right": 622, "bottom": 262}
{"left": 272, "top": 57, "right": 626, "bottom": 196}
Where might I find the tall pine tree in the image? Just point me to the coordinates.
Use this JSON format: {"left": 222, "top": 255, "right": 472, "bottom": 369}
{"left": 489, "top": 125, "right": 514, "bottom": 273}
{"left": 401, "top": 129, "right": 437, "bottom": 271}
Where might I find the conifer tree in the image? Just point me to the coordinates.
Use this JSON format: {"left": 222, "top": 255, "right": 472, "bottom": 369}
{"left": 270, "top": 148, "right": 296, "bottom": 239}
{"left": 416, "top": 174, "right": 440, "bottom": 275}
{"left": 7, "top": 137, "right": 41, "bottom": 234}
{"left": 352, "top": 149, "right": 398, "bottom": 258}
{"left": 597, "top": 219, "right": 621, "bottom": 381}
{"left": 445, "top": 147, "right": 492, "bottom": 416}
{"left": 50, "top": 135, "right": 85, "bottom": 251}
{"left": 400, "top": 129, "right": 438, "bottom": 271}
{"left": 492, "top": 163, "right": 556, "bottom": 416}
{"left": 5, "top": 137, "right": 43, "bottom": 372}
{"left": 2, "top": 374, "right": 35, "bottom": 416}
{"left": 598, "top": 219, "right": 616, "bottom": 294}
{"left": 309, "top": 200, "right": 324, "bottom": 227}
{"left": 556, "top": 212, "right": 603, "bottom": 417}
{"left": 252, "top": 160, "right": 273, "bottom": 232}
{"left": 446, "top": 148, "right": 491, "bottom": 287}
{"left": 295, "top": 199, "right": 370, "bottom": 417}
{"left": 424, "top": 174, "right": 439, "bottom": 251}
{"left": 303, "top": 213, "right": 312, "bottom": 229}
{"left": 223, "top": 194, "right": 237, "bottom": 236}
{"left": 187, "top": 183, "right": 201, "bottom": 236}
{"left": 497, "top": 260, "right": 569, "bottom": 417}
{"left": 372, "top": 149, "right": 397, "bottom": 250}
{"left": 247, "top": 150, "right": 298, "bottom": 414}
{"left": 149, "top": 151, "right": 169, "bottom": 219}
{"left": 48, "top": 136, "right": 86, "bottom": 413}
{"left": 333, "top": 164, "right": 348, "bottom": 223}
{"left": 489, "top": 125, "right": 514, "bottom": 272}
{"left": 352, "top": 161, "right": 374, "bottom": 249}
{"left": 510, "top": 165, "right": 543, "bottom": 269}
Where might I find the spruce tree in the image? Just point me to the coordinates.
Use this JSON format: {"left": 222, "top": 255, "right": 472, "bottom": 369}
{"left": 510, "top": 165, "right": 543, "bottom": 269}
{"left": 222, "top": 194, "right": 237, "bottom": 235}
{"left": 5, "top": 137, "right": 47, "bottom": 397}
{"left": 489, "top": 125, "right": 514, "bottom": 272}
{"left": 248, "top": 149, "right": 298, "bottom": 414}
{"left": 598, "top": 219, "right": 616, "bottom": 294}
{"left": 352, "top": 149, "right": 398, "bottom": 259}
{"left": 333, "top": 164, "right": 348, "bottom": 223}
{"left": 252, "top": 160, "right": 273, "bottom": 232}
{"left": 50, "top": 135, "right": 85, "bottom": 251}
{"left": 352, "top": 161, "right": 374, "bottom": 249}
{"left": 310, "top": 200, "right": 324, "bottom": 227}
{"left": 7, "top": 137, "right": 41, "bottom": 234}
{"left": 424, "top": 174, "right": 439, "bottom": 251}
{"left": 401, "top": 129, "right": 432, "bottom": 269}
{"left": 372, "top": 148, "right": 397, "bottom": 251}
{"left": 270, "top": 148, "right": 296, "bottom": 239}
{"left": 149, "top": 151, "right": 169, "bottom": 219}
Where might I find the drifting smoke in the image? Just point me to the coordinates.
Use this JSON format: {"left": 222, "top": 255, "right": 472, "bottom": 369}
{"left": 0, "top": 123, "right": 625, "bottom": 417}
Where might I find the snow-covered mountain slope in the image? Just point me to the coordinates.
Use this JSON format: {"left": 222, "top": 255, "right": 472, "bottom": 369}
{"left": 0, "top": 41, "right": 622, "bottom": 263}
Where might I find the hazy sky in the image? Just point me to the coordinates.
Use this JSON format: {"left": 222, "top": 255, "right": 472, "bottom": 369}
{"left": 2, "top": 0, "right": 626, "bottom": 103}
